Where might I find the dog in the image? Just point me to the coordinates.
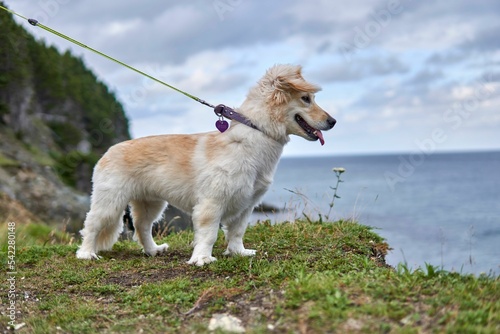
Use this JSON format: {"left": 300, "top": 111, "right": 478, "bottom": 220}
{"left": 76, "top": 64, "right": 336, "bottom": 266}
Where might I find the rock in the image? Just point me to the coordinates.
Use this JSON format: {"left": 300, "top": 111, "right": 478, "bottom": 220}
{"left": 159, "top": 204, "right": 193, "bottom": 233}
{"left": 343, "top": 318, "right": 363, "bottom": 331}
{"left": 254, "top": 202, "right": 282, "bottom": 213}
{"left": 13, "top": 323, "right": 26, "bottom": 330}
{"left": 121, "top": 204, "right": 192, "bottom": 239}
{"left": 208, "top": 313, "right": 245, "bottom": 333}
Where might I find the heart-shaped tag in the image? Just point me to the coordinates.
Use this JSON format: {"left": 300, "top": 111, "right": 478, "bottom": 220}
{"left": 216, "top": 119, "right": 229, "bottom": 133}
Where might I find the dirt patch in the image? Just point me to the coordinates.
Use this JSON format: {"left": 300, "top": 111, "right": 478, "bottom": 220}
{"left": 371, "top": 242, "right": 392, "bottom": 268}
{"left": 104, "top": 263, "right": 222, "bottom": 288}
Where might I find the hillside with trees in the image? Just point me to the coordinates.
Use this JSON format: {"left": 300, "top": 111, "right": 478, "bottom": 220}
{"left": 0, "top": 4, "right": 130, "bottom": 229}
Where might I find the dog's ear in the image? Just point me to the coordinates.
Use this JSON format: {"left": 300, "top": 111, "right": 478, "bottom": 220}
{"left": 284, "top": 77, "right": 321, "bottom": 94}
{"left": 270, "top": 80, "right": 289, "bottom": 106}
{"left": 270, "top": 66, "right": 320, "bottom": 105}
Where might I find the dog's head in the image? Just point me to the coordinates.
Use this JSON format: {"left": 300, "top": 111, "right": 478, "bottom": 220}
{"left": 246, "top": 64, "right": 336, "bottom": 145}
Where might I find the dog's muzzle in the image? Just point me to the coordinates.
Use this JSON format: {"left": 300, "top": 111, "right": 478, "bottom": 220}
{"left": 327, "top": 116, "right": 336, "bottom": 129}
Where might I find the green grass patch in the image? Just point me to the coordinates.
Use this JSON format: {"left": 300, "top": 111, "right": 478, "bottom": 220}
{"left": 0, "top": 220, "right": 498, "bottom": 333}
{"left": 0, "top": 222, "right": 75, "bottom": 254}
{"left": 0, "top": 152, "right": 20, "bottom": 167}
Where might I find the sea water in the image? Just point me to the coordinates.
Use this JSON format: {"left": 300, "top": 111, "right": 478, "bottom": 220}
{"left": 253, "top": 151, "right": 500, "bottom": 275}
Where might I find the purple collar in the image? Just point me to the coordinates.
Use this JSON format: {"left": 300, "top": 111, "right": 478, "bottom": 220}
{"left": 214, "top": 104, "right": 260, "bottom": 132}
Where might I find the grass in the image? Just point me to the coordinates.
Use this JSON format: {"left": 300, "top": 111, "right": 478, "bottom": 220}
{"left": 0, "top": 222, "right": 74, "bottom": 254}
{"left": 0, "top": 152, "right": 20, "bottom": 167}
{"left": 0, "top": 220, "right": 499, "bottom": 333}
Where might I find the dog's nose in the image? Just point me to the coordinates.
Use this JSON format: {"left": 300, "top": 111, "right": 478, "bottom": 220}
{"left": 327, "top": 116, "right": 336, "bottom": 129}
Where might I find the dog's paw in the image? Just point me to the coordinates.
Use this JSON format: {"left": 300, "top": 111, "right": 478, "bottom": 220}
{"left": 187, "top": 255, "right": 217, "bottom": 266}
{"left": 76, "top": 250, "right": 101, "bottom": 260}
{"left": 144, "top": 243, "right": 169, "bottom": 257}
{"left": 223, "top": 248, "right": 257, "bottom": 257}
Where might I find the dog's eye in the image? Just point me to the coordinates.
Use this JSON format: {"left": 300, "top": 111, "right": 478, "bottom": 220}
{"left": 301, "top": 95, "right": 311, "bottom": 104}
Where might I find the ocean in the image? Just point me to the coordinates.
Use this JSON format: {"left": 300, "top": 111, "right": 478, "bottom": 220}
{"left": 252, "top": 150, "right": 500, "bottom": 275}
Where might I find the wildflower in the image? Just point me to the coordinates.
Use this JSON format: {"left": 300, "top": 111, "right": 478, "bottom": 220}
{"left": 332, "top": 167, "right": 345, "bottom": 174}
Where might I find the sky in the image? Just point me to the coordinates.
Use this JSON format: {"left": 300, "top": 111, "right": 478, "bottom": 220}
{"left": 7, "top": 0, "right": 500, "bottom": 157}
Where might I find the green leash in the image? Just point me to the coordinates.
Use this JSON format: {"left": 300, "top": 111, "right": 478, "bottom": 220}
{"left": 0, "top": 5, "right": 215, "bottom": 109}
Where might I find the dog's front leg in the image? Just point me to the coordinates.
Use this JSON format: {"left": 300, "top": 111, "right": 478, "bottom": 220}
{"left": 222, "top": 208, "right": 256, "bottom": 257}
{"left": 187, "top": 200, "right": 222, "bottom": 266}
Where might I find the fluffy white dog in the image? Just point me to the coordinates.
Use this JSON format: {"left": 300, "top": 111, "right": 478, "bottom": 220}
{"left": 76, "top": 64, "right": 336, "bottom": 266}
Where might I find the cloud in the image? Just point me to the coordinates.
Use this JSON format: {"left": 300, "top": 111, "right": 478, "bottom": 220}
{"left": 425, "top": 52, "right": 468, "bottom": 66}
{"left": 459, "top": 25, "right": 500, "bottom": 53}
{"left": 7, "top": 0, "right": 500, "bottom": 155}
{"left": 404, "top": 69, "right": 444, "bottom": 87}
{"left": 484, "top": 71, "right": 500, "bottom": 83}
{"left": 312, "top": 55, "right": 408, "bottom": 83}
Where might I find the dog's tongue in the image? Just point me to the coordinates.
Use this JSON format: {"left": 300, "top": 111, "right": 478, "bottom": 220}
{"left": 314, "top": 130, "right": 325, "bottom": 146}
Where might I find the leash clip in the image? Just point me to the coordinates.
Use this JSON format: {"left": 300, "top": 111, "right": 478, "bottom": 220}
{"left": 214, "top": 104, "right": 230, "bottom": 133}
{"left": 214, "top": 104, "right": 229, "bottom": 117}
{"left": 213, "top": 104, "right": 260, "bottom": 132}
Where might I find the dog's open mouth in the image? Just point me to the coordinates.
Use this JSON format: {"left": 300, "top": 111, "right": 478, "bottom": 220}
{"left": 295, "top": 114, "right": 325, "bottom": 145}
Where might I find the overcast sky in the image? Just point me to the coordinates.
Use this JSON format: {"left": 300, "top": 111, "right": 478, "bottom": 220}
{"left": 8, "top": 0, "right": 500, "bottom": 156}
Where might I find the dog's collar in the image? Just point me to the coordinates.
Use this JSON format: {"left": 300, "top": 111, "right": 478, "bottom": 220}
{"left": 214, "top": 104, "right": 260, "bottom": 132}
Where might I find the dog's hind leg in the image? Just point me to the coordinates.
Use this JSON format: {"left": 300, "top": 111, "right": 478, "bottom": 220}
{"left": 76, "top": 194, "right": 127, "bottom": 260}
{"left": 222, "top": 208, "right": 256, "bottom": 257}
{"left": 130, "top": 200, "right": 169, "bottom": 257}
